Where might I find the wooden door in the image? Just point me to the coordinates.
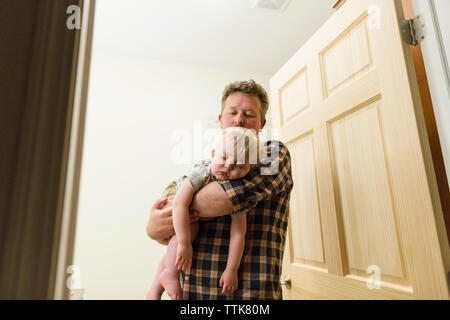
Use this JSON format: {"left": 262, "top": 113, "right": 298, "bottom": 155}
{"left": 270, "top": 0, "right": 450, "bottom": 299}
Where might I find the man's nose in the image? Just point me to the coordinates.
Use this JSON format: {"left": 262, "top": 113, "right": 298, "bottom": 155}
{"left": 233, "top": 114, "right": 245, "bottom": 127}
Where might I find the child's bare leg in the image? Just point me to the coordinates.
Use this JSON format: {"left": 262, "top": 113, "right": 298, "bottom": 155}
{"left": 159, "top": 234, "right": 182, "bottom": 300}
{"left": 159, "top": 221, "right": 199, "bottom": 300}
{"left": 146, "top": 255, "right": 165, "bottom": 300}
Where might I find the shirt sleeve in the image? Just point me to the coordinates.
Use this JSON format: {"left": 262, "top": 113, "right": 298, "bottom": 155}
{"left": 180, "top": 162, "right": 212, "bottom": 193}
{"left": 217, "top": 140, "right": 293, "bottom": 217}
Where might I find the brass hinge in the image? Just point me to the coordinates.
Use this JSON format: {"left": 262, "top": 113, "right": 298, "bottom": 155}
{"left": 400, "top": 15, "right": 426, "bottom": 46}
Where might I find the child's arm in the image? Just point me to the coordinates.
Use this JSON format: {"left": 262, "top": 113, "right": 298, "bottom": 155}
{"left": 219, "top": 214, "right": 247, "bottom": 295}
{"left": 172, "top": 180, "right": 195, "bottom": 272}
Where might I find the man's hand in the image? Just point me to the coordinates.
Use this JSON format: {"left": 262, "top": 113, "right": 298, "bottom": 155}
{"left": 146, "top": 198, "right": 199, "bottom": 245}
{"left": 219, "top": 268, "right": 238, "bottom": 295}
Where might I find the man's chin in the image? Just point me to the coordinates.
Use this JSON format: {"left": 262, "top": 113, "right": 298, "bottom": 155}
{"left": 214, "top": 174, "right": 227, "bottom": 181}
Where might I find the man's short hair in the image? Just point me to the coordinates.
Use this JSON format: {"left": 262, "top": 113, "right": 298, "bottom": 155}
{"left": 221, "top": 80, "right": 269, "bottom": 123}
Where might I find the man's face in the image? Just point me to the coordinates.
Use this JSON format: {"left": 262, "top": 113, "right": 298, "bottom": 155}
{"left": 219, "top": 92, "right": 266, "bottom": 131}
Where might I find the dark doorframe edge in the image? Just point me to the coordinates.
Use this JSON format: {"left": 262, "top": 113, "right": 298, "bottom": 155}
{"left": 48, "top": 0, "right": 96, "bottom": 300}
{"left": 0, "top": 0, "right": 95, "bottom": 299}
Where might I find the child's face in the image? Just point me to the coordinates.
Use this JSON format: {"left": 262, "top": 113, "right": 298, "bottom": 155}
{"left": 211, "top": 149, "right": 251, "bottom": 181}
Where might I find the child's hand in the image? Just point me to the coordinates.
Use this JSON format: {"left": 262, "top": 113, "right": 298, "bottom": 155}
{"left": 176, "top": 242, "right": 193, "bottom": 272}
{"left": 219, "top": 268, "right": 238, "bottom": 295}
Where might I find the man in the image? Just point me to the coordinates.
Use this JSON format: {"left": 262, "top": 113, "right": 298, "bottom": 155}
{"left": 146, "top": 80, "right": 293, "bottom": 299}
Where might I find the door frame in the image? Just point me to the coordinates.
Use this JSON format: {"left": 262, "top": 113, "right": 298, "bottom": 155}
{"left": 0, "top": 0, "right": 95, "bottom": 299}
{"left": 48, "top": 0, "right": 96, "bottom": 300}
{"left": 402, "top": 0, "right": 450, "bottom": 245}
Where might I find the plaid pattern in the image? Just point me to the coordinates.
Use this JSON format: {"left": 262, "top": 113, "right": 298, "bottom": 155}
{"left": 181, "top": 140, "right": 293, "bottom": 299}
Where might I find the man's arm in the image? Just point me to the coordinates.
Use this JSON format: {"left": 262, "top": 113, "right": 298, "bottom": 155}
{"left": 213, "top": 141, "right": 293, "bottom": 219}
{"left": 191, "top": 142, "right": 293, "bottom": 219}
{"left": 190, "top": 181, "right": 234, "bottom": 218}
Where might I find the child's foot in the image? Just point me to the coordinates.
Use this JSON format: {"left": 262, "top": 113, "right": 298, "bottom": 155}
{"left": 159, "top": 269, "right": 182, "bottom": 300}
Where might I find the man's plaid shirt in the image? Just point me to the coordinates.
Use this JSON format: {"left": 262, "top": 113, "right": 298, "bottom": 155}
{"left": 181, "top": 140, "right": 293, "bottom": 299}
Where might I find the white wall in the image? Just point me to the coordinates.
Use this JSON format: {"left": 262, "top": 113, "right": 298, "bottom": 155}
{"left": 72, "top": 49, "right": 271, "bottom": 299}
{"left": 412, "top": 0, "right": 450, "bottom": 187}
{"left": 433, "top": 0, "right": 450, "bottom": 69}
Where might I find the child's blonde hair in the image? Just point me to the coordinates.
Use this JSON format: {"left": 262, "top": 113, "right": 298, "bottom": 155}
{"left": 215, "top": 127, "right": 260, "bottom": 167}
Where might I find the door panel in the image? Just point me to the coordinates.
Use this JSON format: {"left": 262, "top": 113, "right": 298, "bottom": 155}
{"left": 272, "top": 0, "right": 450, "bottom": 299}
{"left": 288, "top": 134, "right": 325, "bottom": 269}
{"left": 320, "top": 13, "right": 372, "bottom": 98}
{"left": 329, "top": 98, "right": 406, "bottom": 283}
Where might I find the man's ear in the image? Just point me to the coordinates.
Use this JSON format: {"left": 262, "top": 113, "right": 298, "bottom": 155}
{"left": 218, "top": 114, "right": 223, "bottom": 128}
{"left": 260, "top": 119, "right": 266, "bottom": 130}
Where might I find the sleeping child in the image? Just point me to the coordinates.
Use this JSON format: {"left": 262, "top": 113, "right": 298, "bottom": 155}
{"left": 147, "top": 127, "right": 260, "bottom": 300}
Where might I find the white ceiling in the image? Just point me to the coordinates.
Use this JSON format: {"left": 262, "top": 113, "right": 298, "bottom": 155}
{"left": 92, "top": 0, "right": 336, "bottom": 75}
